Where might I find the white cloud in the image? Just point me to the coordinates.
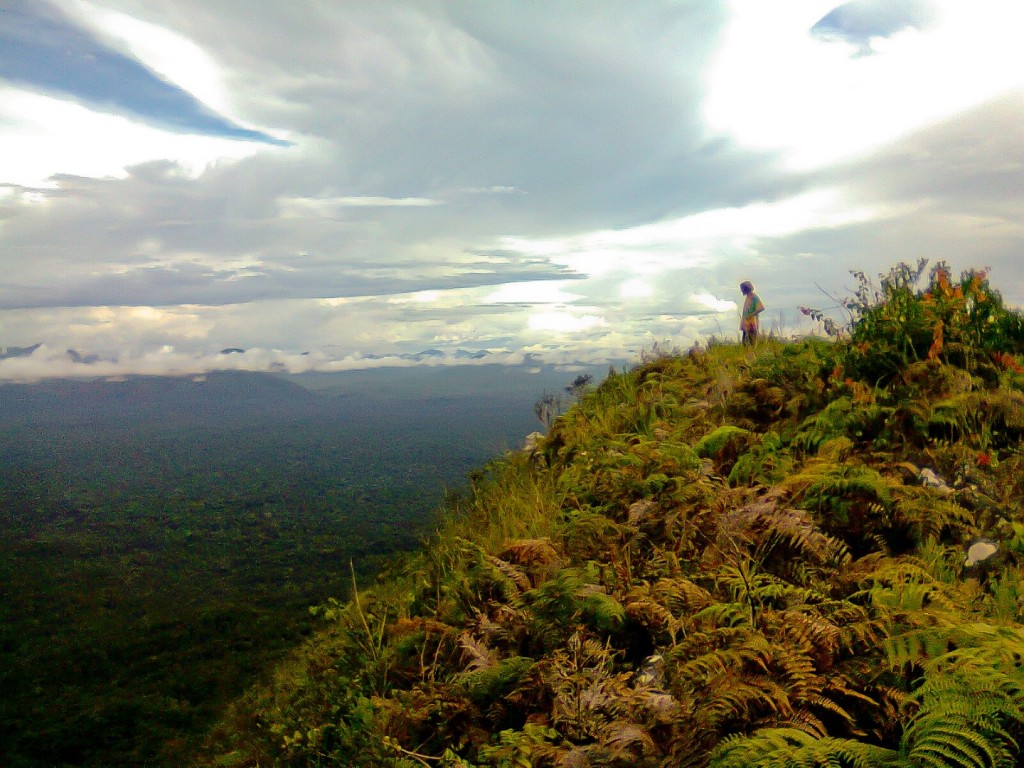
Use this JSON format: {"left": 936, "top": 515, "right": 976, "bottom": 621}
{"left": 691, "top": 293, "right": 736, "bottom": 313}
{"left": 527, "top": 311, "right": 606, "bottom": 334}
{"left": 0, "top": 86, "right": 271, "bottom": 187}
{"left": 619, "top": 279, "right": 653, "bottom": 299}
{"left": 499, "top": 188, "right": 877, "bottom": 280}
{"left": 707, "top": 0, "right": 1024, "bottom": 169}
{"left": 483, "top": 281, "right": 584, "bottom": 305}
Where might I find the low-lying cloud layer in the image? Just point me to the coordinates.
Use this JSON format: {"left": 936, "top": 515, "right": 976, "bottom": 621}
{"left": 1, "top": 0, "right": 1022, "bottom": 381}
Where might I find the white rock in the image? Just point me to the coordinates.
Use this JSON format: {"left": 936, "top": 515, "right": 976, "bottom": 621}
{"left": 523, "top": 431, "right": 544, "bottom": 452}
{"left": 964, "top": 540, "right": 999, "bottom": 567}
{"left": 920, "top": 468, "right": 952, "bottom": 494}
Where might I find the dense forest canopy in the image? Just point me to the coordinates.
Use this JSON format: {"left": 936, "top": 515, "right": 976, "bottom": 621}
{"left": 203, "top": 262, "right": 1024, "bottom": 767}
{"left": 1, "top": 365, "right": 591, "bottom": 768}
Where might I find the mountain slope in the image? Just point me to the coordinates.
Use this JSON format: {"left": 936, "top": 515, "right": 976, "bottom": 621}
{"left": 203, "top": 263, "right": 1024, "bottom": 768}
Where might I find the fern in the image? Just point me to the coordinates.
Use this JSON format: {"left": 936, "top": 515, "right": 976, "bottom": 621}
{"left": 457, "top": 655, "right": 535, "bottom": 708}
{"left": 695, "top": 425, "right": 753, "bottom": 462}
{"left": 478, "top": 723, "right": 562, "bottom": 767}
{"left": 792, "top": 397, "right": 856, "bottom": 454}
{"left": 728, "top": 432, "right": 795, "bottom": 487}
{"left": 710, "top": 727, "right": 899, "bottom": 767}
{"left": 899, "top": 656, "right": 1024, "bottom": 768}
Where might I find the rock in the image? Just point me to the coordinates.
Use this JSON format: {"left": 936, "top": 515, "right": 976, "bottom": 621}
{"left": 523, "top": 431, "right": 544, "bottom": 452}
{"left": 919, "top": 468, "right": 952, "bottom": 494}
{"left": 964, "top": 538, "right": 999, "bottom": 568}
{"left": 963, "top": 538, "right": 1009, "bottom": 585}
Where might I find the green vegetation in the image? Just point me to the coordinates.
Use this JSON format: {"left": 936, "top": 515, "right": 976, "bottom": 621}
{"left": 204, "top": 263, "right": 1024, "bottom": 767}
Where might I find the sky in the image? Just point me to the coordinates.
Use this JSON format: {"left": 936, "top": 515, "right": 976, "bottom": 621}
{"left": 1, "top": 0, "right": 1022, "bottom": 382}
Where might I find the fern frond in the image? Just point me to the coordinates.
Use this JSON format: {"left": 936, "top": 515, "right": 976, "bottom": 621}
{"left": 770, "top": 707, "right": 830, "bottom": 738}
{"left": 499, "top": 537, "right": 562, "bottom": 574}
{"left": 457, "top": 655, "right": 535, "bottom": 707}
{"left": 890, "top": 486, "right": 975, "bottom": 543}
{"left": 689, "top": 601, "right": 752, "bottom": 629}
{"left": 458, "top": 631, "right": 496, "bottom": 672}
{"left": 774, "top": 649, "right": 819, "bottom": 699}
{"left": 601, "top": 719, "right": 656, "bottom": 755}
{"left": 801, "top": 692, "right": 861, "bottom": 732}
{"left": 775, "top": 609, "right": 843, "bottom": 663}
{"left": 871, "top": 582, "right": 936, "bottom": 612}
{"left": 624, "top": 595, "right": 674, "bottom": 634}
{"left": 710, "top": 727, "right": 899, "bottom": 768}
{"left": 486, "top": 555, "right": 532, "bottom": 595}
{"left": 652, "top": 576, "right": 716, "bottom": 615}
{"left": 699, "top": 674, "right": 794, "bottom": 727}
{"left": 904, "top": 716, "right": 1010, "bottom": 768}
{"left": 883, "top": 627, "right": 950, "bottom": 668}
{"left": 714, "top": 500, "right": 849, "bottom": 572}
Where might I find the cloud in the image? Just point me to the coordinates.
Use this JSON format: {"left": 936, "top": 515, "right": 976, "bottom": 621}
{"left": 0, "top": 2, "right": 1022, "bottom": 380}
{"left": 279, "top": 195, "right": 443, "bottom": 214}
{"left": 706, "top": 1, "right": 1024, "bottom": 169}
{"left": 0, "top": 0, "right": 286, "bottom": 145}
{"left": 744, "top": 91, "right": 1024, "bottom": 319}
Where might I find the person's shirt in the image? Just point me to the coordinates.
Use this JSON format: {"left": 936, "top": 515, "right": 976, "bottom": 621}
{"left": 742, "top": 293, "right": 764, "bottom": 324}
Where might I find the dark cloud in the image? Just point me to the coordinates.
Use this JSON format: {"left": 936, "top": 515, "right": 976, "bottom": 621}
{"left": 0, "top": 0, "right": 287, "bottom": 144}
{"left": 0, "top": 343, "right": 41, "bottom": 359}
{"left": 91, "top": 1, "right": 785, "bottom": 232}
{"left": 834, "top": 92, "right": 1024, "bottom": 214}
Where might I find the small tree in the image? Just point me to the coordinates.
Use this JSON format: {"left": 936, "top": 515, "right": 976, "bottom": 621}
{"left": 564, "top": 374, "right": 593, "bottom": 401}
{"left": 803, "top": 259, "right": 1024, "bottom": 385}
{"left": 800, "top": 257, "right": 930, "bottom": 338}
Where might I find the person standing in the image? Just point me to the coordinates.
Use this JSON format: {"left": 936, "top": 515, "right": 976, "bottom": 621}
{"left": 739, "top": 281, "right": 765, "bottom": 345}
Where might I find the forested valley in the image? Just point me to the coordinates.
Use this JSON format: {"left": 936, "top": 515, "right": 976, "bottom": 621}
{"left": 0, "top": 364, "right": 602, "bottom": 768}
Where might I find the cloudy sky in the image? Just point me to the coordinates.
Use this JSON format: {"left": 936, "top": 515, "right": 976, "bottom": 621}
{"left": 1, "top": 0, "right": 1022, "bottom": 381}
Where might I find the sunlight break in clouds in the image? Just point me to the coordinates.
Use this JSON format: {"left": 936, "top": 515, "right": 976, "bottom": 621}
{"left": 279, "top": 196, "right": 443, "bottom": 217}
{"left": 692, "top": 293, "right": 737, "bottom": 313}
{"left": 500, "top": 188, "right": 876, "bottom": 278}
{"left": 0, "top": 87, "right": 268, "bottom": 188}
{"left": 484, "top": 282, "right": 584, "bottom": 305}
{"left": 74, "top": 0, "right": 231, "bottom": 115}
{"left": 527, "top": 311, "right": 605, "bottom": 335}
{"left": 707, "top": 0, "right": 1024, "bottom": 169}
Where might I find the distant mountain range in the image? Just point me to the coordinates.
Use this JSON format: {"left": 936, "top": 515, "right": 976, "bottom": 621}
{"left": 0, "top": 343, "right": 42, "bottom": 360}
{"left": 1, "top": 344, "right": 495, "bottom": 366}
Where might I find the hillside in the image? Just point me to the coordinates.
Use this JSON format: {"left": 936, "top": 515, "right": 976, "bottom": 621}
{"left": 204, "top": 262, "right": 1024, "bottom": 768}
